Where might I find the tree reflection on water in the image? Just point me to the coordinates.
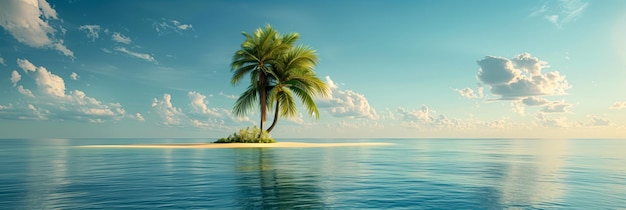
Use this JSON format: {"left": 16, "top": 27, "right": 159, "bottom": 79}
{"left": 233, "top": 148, "right": 326, "bottom": 209}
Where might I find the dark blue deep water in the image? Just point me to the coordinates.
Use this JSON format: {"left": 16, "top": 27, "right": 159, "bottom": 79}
{"left": 0, "top": 138, "right": 625, "bottom": 209}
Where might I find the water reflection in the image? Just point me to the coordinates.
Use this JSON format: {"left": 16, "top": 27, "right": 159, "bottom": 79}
{"left": 2, "top": 139, "right": 622, "bottom": 209}
{"left": 233, "top": 148, "right": 326, "bottom": 208}
{"left": 498, "top": 139, "right": 567, "bottom": 207}
{"left": 403, "top": 139, "right": 568, "bottom": 209}
{"left": 23, "top": 139, "right": 72, "bottom": 209}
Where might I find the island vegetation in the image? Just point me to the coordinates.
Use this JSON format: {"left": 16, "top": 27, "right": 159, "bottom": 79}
{"left": 216, "top": 25, "right": 329, "bottom": 143}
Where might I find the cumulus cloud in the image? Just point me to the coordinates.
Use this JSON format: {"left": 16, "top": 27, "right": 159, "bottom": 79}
{"left": 473, "top": 53, "right": 572, "bottom": 115}
{"left": 188, "top": 91, "right": 219, "bottom": 116}
{"left": 522, "top": 96, "right": 551, "bottom": 106}
{"left": 35, "top": 65, "right": 66, "bottom": 97}
{"left": 17, "top": 85, "right": 34, "bottom": 97}
{"left": 0, "top": 59, "right": 127, "bottom": 122}
{"left": 152, "top": 94, "right": 185, "bottom": 126}
{"left": 112, "top": 32, "right": 132, "bottom": 44}
{"left": 70, "top": 72, "right": 79, "bottom": 80}
{"left": 17, "top": 58, "right": 37, "bottom": 72}
{"left": 477, "top": 53, "right": 570, "bottom": 99}
{"left": 114, "top": 47, "right": 156, "bottom": 63}
{"left": 0, "top": 103, "right": 46, "bottom": 120}
{"left": 318, "top": 76, "right": 378, "bottom": 120}
{"left": 535, "top": 113, "right": 569, "bottom": 127}
{"left": 540, "top": 101, "right": 573, "bottom": 113}
{"left": 396, "top": 105, "right": 468, "bottom": 129}
{"left": 0, "top": 0, "right": 73, "bottom": 57}
{"left": 0, "top": 57, "right": 5, "bottom": 65}
{"left": 153, "top": 18, "right": 194, "bottom": 35}
{"left": 134, "top": 113, "right": 145, "bottom": 122}
{"left": 530, "top": 0, "right": 589, "bottom": 28}
{"left": 610, "top": 102, "right": 626, "bottom": 110}
{"left": 79, "top": 25, "right": 101, "bottom": 41}
{"left": 536, "top": 113, "right": 611, "bottom": 128}
{"left": 456, "top": 86, "right": 484, "bottom": 99}
{"left": 10, "top": 70, "right": 21, "bottom": 87}
{"left": 152, "top": 92, "right": 253, "bottom": 129}
{"left": 581, "top": 115, "right": 611, "bottom": 127}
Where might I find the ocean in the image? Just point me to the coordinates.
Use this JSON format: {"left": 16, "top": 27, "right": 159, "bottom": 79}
{"left": 0, "top": 138, "right": 624, "bottom": 209}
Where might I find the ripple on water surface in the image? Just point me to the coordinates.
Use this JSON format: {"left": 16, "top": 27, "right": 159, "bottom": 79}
{"left": 0, "top": 138, "right": 625, "bottom": 209}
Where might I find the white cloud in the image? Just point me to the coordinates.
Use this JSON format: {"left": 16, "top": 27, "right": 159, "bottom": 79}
{"left": 474, "top": 53, "right": 572, "bottom": 115}
{"left": 17, "top": 58, "right": 37, "bottom": 72}
{"left": 27, "top": 104, "right": 46, "bottom": 120}
{"left": 153, "top": 18, "right": 194, "bottom": 35}
{"left": 2, "top": 59, "right": 127, "bottom": 122}
{"left": 79, "top": 25, "right": 101, "bottom": 41}
{"left": 152, "top": 92, "right": 253, "bottom": 129}
{"left": 114, "top": 47, "right": 156, "bottom": 63}
{"left": 190, "top": 119, "right": 209, "bottom": 127}
{"left": 456, "top": 86, "right": 484, "bottom": 99}
{"left": 546, "top": 15, "right": 559, "bottom": 25}
{"left": 178, "top": 24, "right": 192, "bottom": 30}
{"left": 610, "top": 102, "right": 626, "bottom": 110}
{"left": 11, "top": 70, "right": 21, "bottom": 87}
{"left": 396, "top": 105, "right": 467, "bottom": 129}
{"left": 477, "top": 53, "right": 570, "bottom": 99}
{"left": 540, "top": 101, "right": 572, "bottom": 113}
{"left": 134, "top": 113, "right": 145, "bottom": 122}
{"left": 70, "top": 72, "right": 79, "bottom": 80}
{"left": 512, "top": 100, "right": 526, "bottom": 115}
{"left": 0, "top": 0, "right": 73, "bottom": 57}
{"left": 531, "top": 0, "right": 589, "bottom": 28}
{"left": 152, "top": 94, "right": 186, "bottom": 126}
{"left": 535, "top": 113, "right": 569, "bottom": 127}
{"left": 580, "top": 115, "right": 611, "bottom": 127}
{"left": 35, "top": 65, "right": 66, "bottom": 98}
{"left": 475, "top": 119, "right": 510, "bottom": 129}
{"left": 17, "top": 85, "right": 34, "bottom": 97}
{"left": 318, "top": 76, "right": 378, "bottom": 120}
{"left": 52, "top": 40, "right": 73, "bottom": 58}
{"left": 0, "top": 57, "right": 5, "bottom": 65}
{"left": 112, "top": 32, "right": 132, "bottom": 44}
{"left": 537, "top": 114, "right": 611, "bottom": 128}
{"left": 0, "top": 103, "right": 47, "bottom": 120}
{"left": 219, "top": 92, "right": 238, "bottom": 99}
{"left": 188, "top": 91, "right": 219, "bottom": 116}
{"left": 522, "top": 96, "right": 551, "bottom": 106}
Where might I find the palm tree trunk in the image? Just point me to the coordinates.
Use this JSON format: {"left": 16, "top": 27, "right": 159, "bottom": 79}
{"left": 258, "top": 71, "right": 267, "bottom": 132}
{"left": 266, "top": 99, "right": 280, "bottom": 133}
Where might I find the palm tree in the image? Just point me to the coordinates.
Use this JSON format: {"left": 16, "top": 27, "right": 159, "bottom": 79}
{"left": 231, "top": 25, "right": 298, "bottom": 131}
{"left": 265, "top": 45, "right": 330, "bottom": 133}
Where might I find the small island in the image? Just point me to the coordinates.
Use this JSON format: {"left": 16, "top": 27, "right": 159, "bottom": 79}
{"left": 77, "top": 142, "right": 395, "bottom": 149}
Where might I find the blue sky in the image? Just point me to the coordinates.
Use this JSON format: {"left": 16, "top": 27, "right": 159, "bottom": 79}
{"left": 1, "top": 0, "right": 626, "bottom": 139}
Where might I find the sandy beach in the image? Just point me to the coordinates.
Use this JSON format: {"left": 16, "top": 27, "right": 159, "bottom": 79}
{"left": 77, "top": 142, "right": 395, "bottom": 149}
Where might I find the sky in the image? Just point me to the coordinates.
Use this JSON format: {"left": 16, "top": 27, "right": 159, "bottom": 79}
{"left": 1, "top": 0, "right": 626, "bottom": 139}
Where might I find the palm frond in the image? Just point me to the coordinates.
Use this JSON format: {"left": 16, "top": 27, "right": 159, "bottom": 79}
{"left": 231, "top": 64, "right": 257, "bottom": 85}
{"left": 289, "top": 85, "right": 320, "bottom": 119}
{"left": 278, "top": 89, "right": 298, "bottom": 118}
{"left": 232, "top": 85, "right": 258, "bottom": 117}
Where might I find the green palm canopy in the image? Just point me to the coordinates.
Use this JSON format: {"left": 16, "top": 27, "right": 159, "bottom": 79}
{"left": 266, "top": 45, "right": 330, "bottom": 133}
{"left": 230, "top": 25, "right": 329, "bottom": 134}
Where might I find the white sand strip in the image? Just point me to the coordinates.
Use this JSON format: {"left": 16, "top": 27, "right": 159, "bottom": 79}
{"left": 76, "top": 142, "right": 395, "bottom": 149}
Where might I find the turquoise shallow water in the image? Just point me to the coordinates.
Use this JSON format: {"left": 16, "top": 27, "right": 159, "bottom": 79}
{"left": 0, "top": 138, "right": 625, "bottom": 209}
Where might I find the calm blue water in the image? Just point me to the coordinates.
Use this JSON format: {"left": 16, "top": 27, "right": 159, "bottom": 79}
{"left": 0, "top": 138, "right": 625, "bottom": 209}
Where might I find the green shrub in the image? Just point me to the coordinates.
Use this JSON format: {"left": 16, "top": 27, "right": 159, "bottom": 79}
{"left": 214, "top": 126, "right": 276, "bottom": 143}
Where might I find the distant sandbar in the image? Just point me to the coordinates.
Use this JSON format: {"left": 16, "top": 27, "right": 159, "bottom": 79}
{"left": 77, "top": 142, "right": 395, "bottom": 149}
